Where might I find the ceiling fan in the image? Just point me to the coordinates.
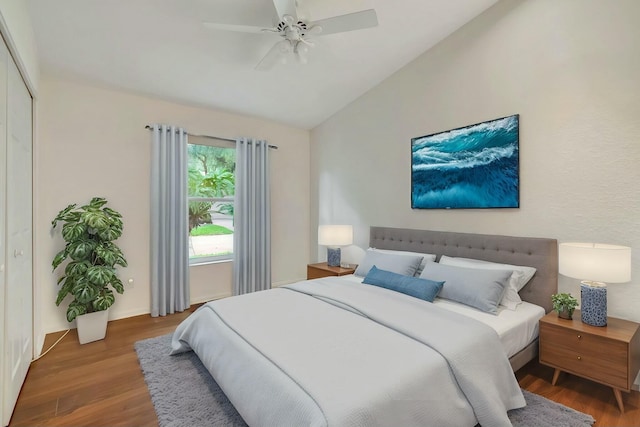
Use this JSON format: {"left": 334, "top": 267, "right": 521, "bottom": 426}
{"left": 203, "top": 0, "right": 378, "bottom": 70}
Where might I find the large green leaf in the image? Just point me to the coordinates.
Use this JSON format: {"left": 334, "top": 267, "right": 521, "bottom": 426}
{"left": 103, "top": 207, "right": 122, "bottom": 219}
{"left": 56, "top": 277, "right": 75, "bottom": 306}
{"left": 52, "top": 203, "right": 77, "bottom": 228}
{"left": 111, "top": 243, "right": 127, "bottom": 267}
{"left": 69, "top": 240, "right": 96, "bottom": 261}
{"left": 99, "top": 243, "right": 127, "bottom": 267}
{"left": 52, "top": 248, "right": 69, "bottom": 270}
{"left": 97, "top": 226, "right": 122, "bottom": 242}
{"left": 86, "top": 265, "right": 114, "bottom": 286}
{"left": 88, "top": 197, "right": 108, "bottom": 209}
{"left": 67, "top": 300, "right": 88, "bottom": 322}
{"left": 72, "top": 277, "right": 99, "bottom": 304}
{"left": 116, "top": 253, "right": 128, "bottom": 267}
{"left": 61, "top": 222, "right": 88, "bottom": 242}
{"left": 64, "top": 260, "right": 91, "bottom": 277}
{"left": 81, "top": 210, "right": 110, "bottom": 231}
{"left": 92, "top": 288, "right": 115, "bottom": 311}
{"left": 95, "top": 244, "right": 117, "bottom": 265}
{"left": 110, "top": 276, "right": 124, "bottom": 294}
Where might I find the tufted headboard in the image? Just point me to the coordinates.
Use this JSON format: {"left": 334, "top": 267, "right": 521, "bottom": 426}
{"left": 370, "top": 227, "right": 558, "bottom": 313}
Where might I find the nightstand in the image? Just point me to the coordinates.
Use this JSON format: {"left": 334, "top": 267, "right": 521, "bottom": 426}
{"left": 539, "top": 309, "right": 640, "bottom": 413}
{"left": 307, "top": 262, "right": 356, "bottom": 280}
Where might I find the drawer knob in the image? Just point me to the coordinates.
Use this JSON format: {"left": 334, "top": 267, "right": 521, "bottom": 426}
{"left": 577, "top": 334, "right": 581, "bottom": 339}
{"left": 577, "top": 356, "right": 582, "bottom": 360}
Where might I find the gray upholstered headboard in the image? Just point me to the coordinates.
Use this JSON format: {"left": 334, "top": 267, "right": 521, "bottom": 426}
{"left": 370, "top": 227, "right": 558, "bottom": 313}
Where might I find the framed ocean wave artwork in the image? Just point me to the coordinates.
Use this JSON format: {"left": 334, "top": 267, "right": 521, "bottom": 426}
{"left": 411, "top": 114, "right": 520, "bottom": 209}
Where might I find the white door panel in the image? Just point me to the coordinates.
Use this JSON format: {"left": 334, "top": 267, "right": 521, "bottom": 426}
{"left": 2, "top": 40, "right": 33, "bottom": 427}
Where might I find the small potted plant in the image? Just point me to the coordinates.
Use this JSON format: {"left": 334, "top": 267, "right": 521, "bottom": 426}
{"left": 551, "top": 292, "right": 579, "bottom": 320}
{"left": 52, "top": 197, "right": 128, "bottom": 344}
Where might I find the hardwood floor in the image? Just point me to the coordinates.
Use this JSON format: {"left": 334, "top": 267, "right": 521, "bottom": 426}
{"left": 9, "top": 307, "right": 198, "bottom": 427}
{"left": 516, "top": 362, "right": 640, "bottom": 427}
{"left": 9, "top": 308, "right": 640, "bottom": 427}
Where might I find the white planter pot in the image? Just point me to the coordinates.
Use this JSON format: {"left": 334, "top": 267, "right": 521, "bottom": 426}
{"left": 76, "top": 310, "right": 109, "bottom": 344}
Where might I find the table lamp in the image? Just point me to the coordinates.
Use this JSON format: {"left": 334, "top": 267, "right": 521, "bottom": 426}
{"left": 559, "top": 242, "right": 631, "bottom": 326}
{"left": 318, "top": 225, "right": 353, "bottom": 267}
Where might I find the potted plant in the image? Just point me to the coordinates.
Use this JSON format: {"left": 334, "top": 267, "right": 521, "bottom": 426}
{"left": 551, "top": 292, "right": 579, "bottom": 320}
{"left": 52, "top": 197, "right": 128, "bottom": 344}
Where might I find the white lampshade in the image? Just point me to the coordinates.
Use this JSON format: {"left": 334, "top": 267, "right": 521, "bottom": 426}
{"left": 318, "top": 225, "right": 353, "bottom": 247}
{"left": 559, "top": 242, "right": 631, "bottom": 283}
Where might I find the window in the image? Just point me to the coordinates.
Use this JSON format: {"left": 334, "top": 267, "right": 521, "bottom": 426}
{"left": 187, "top": 141, "right": 236, "bottom": 264}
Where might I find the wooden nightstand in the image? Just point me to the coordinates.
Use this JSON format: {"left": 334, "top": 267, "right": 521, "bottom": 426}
{"left": 539, "top": 309, "right": 640, "bottom": 413}
{"left": 307, "top": 262, "right": 356, "bottom": 280}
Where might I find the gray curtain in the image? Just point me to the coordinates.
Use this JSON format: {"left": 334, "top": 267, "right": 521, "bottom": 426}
{"left": 233, "top": 138, "right": 271, "bottom": 295}
{"left": 150, "top": 124, "right": 190, "bottom": 316}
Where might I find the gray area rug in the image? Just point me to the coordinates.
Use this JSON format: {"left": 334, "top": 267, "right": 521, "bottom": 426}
{"left": 135, "top": 333, "right": 595, "bottom": 427}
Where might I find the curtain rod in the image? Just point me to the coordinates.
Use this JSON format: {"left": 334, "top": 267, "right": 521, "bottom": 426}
{"left": 144, "top": 125, "right": 278, "bottom": 149}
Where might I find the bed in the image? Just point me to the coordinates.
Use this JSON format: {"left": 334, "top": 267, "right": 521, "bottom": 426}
{"left": 171, "top": 227, "right": 558, "bottom": 427}
{"left": 368, "top": 227, "right": 558, "bottom": 371}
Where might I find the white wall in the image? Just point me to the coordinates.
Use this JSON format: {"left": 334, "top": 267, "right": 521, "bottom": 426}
{"left": 36, "top": 77, "right": 310, "bottom": 333}
{"left": 310, "top": 0, "right": 640, "bottom": 322}
{"left": 0, "top": 0, "right": 39, "bottom": 95}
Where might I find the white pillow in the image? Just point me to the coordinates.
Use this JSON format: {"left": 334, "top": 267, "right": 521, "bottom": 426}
{"left": 438, "top": 255, "right": 536, "bottom": 310}
{"left": 370, "top": 248, "right": 437, "bottom": 276}
{"left": 354, "top": 249, "right": 424, "bottom": 278}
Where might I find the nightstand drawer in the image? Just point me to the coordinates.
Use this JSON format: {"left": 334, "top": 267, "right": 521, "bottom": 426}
{"left": 540, "top": 323, "right": 628, "bottom": 389}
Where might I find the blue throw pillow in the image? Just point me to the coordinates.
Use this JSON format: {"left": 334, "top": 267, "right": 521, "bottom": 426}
{"left": 363, "top": 266, "right": 444, "bottom": 302}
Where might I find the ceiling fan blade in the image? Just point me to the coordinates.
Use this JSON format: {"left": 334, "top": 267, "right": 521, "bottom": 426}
{"left": 255, "top": 40, "right": 292, "bottom": 71}
{"left": 272, "top": 0, "right": 298, "bottom": 20}
{"left": 311, "top": 9, "right": 378, "bottom": 36}
{"left": 203, "top": 22, "right": 268, "bottom": 34}
{"left": 294, "top": 0, "right": 310, "bottom": 21}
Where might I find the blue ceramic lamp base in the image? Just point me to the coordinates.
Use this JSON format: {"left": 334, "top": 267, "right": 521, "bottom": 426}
{"left": 327, "top": 247, "right": 341, "bottom": 267}
{"left": 580, "top": 281, "right": 607, "bottom": 327}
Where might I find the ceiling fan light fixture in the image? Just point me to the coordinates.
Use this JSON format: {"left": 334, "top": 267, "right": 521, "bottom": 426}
{"left": 276, "top": 40, "right": 292, "bottom": 64}
{"left": 294, "top": 41, "right": 309, "bottom": 64}
{"left": 278, "top": 39, "right": 293, "bottom": 54}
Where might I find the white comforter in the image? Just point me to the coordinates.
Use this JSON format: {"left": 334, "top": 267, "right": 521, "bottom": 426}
{"left": 171, "top": 278, "right": 525, "bottom": 427}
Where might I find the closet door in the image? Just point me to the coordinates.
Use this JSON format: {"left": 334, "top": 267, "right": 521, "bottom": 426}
{"left": 2, "top": 44, "right": 32, "bottom": 427}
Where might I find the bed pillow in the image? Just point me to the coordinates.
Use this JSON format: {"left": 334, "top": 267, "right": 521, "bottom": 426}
{"left": 363, "top": 266, "right": 444, "bottom": 302}
{"left": 354, "top": 249, "right": 423, "bottom": 277}
{"left": 419, "top": 262, "right": 511, "bottom": 314}
{"left": 370, "top": 248, "right": 437, "bottom": 276}
{"left": 439, "top": 255, "right": 537, "bottom": 310}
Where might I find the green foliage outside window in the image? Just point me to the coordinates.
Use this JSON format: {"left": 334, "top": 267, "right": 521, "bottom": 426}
{"left": 187, "top": 144, "right": 235, "bottom": 234}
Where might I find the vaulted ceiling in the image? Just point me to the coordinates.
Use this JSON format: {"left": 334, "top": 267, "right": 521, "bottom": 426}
{"left": 27, "top": 0, "right": 498, "bottom": 129}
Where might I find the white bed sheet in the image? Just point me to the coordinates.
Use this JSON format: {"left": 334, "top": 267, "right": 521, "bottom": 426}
{"left": 173, "top": 277, "right": 526, "bottom": 427}
{"left": 340, "top": 274, "right": 545, "bottom": 359}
